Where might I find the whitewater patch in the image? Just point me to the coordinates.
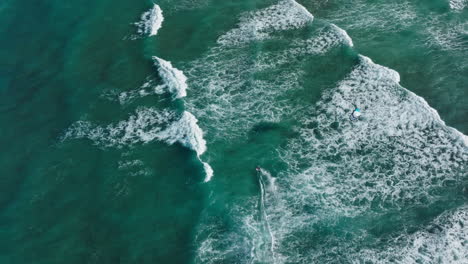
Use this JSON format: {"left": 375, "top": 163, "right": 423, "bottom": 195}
{"left": 185, "top": 23, "right": 355, "bottom": 141}
{"left": 118, "top": 79, "right": 166, "bottom": 104}
{"left": 426, "top": 20, "right": 468, "bottom": 52}
{"left": 62, "top": 108, "right": 208, "bottom": 155}
{"left": 160, "top": 111, "right": 206, "bottom": 155}
{"left": 357, "top": 206, "right": 468, "bottom": 263}
{"left": 153, "top": 56, "right": 188, "bottom": 99}
{"left": 185, "top": 21, "right": 353, "bottom": 141}
{"left": 217, "top": 0, "right": 313, "bottom": 46}
{"left": 279, "top": 55, "right": 467, "bottom": 217}
{"left": 321, "top": 1, "right": 417, "bottom": 32}
{"left": 253, "top": 23, "right": 355, "bottom": 70}
{"left": 195, "top": 55, "right": 468, "bottom": 263}
{"left": 283, "top": 24, "right": 353, "bottom": 58}
{"left": 63, "top": 107, "right": 213, "bottom": 180}
{"left": 155, "top": 0, "right": 210, "bottom": 12}
{"left": 151, "top": 56, "right": 213, "bottom": 181}
{"left": 184, "top": 44, "right": 302, "bottom": 140}
{"left": 80, "top": 37, "right": 214, "bottom": 179}
{"left": 63, "top": 108, "right": 174, "bottom": 147}
{"left": 118, "top": 159, "right": 151, "bottom": 177}
{"left": 202, "top": 162, "right": 213, "bottom": 182}
{"left": 196, "top": 169, "right": 286, "bottom": 264}
{"left": 193, "top": 1, "right": 468, "bottom": 262}
{"left": 135, "top": 4, "right": 164, "bottom": 36}
{"left": 117, "top": 57, "right": 189, "bottom": 104}
{"left": 449, "top": 0, "right": 468, "bottom": 10}
{"left": 183, "top": 0, "right": 358, "bottom": 142}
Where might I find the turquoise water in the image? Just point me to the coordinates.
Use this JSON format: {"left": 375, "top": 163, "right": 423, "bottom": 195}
{"left": 0, "top": 0, "right": 467, "bottom": 263}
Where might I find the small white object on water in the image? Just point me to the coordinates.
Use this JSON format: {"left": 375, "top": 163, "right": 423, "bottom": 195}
{"left": 350, "top": 108, "right": 361, "bottom": 121}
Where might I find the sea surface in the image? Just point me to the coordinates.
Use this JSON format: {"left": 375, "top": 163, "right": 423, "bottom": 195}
{"left": 0, "top": 0, "right": 467, "bottom": 263}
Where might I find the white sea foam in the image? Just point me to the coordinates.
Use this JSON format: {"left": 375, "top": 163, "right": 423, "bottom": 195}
{"left": 118, "top": 159, "right": 152, "bottom": 176}
{"left": 118, "top": 57, "right": 191, "bottom": 104}
{"left": 426, "top": 20, "right": 468, "bottom": 52}
{"left": 64, "top": 108, "right": 213, "bottom": 180}
{"left": 357, "top": 206, "right": 468, "bottom": 263}
{"left": 153, "top": 56, "right": 188, "bottom": 99}
{"left": 185, "top": 23, "right": 354, "bottom": 141}
{"left": 278, "top": 55, "right": 467, "bottom": 216}
{"left": 286, "top": 24, "right": 354, "bottom": 56}
{"left": 160, "top": 111, "right": 207, "bottom": 155}
{"left": 118, "top": 159, "right": 144, "bottom": 169}
{"left": 150, "top": 56, "right": 212, "bottom": 180}
{"left": 118, "top": 79, "right": 166, "bottom": 104}
{"left": 217, "top": 0, "right": 313, "bottom": 46}
{"left": 193, "top": 3, "right": 467, "bottom": 261}
{"left": 449, "top": 0, "right": 468, "bottom": 10}
{"left": 63, "top": 108, "right": 175, "bottom": 147}
{"left": 155, "top": 0, "right": 210, "bottom": 12}
{"left": 185, "top": 45, "right": 302, "bottom": 140}
{"left": 135, "top": 4, "right": 164, "bottom": 36}
{"left": 195, "top": 55, "right": 468, "bottom": 262}
{"left": 202, "top": 162, "right": 213, "bottom": 182}
{"left": 331, "top": 24, "right": 353, "bottom": 47}
{"left": 63, "top": 108, "right": 208, "bottom": 156}
{"left": 184, "top": 1, "right": 359, "bottom": 142}
{"left": 322, "top": 1, "right": 417, "bottom": 32}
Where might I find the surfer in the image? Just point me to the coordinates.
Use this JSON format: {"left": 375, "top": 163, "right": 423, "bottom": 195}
{"left": 256, "top": 166, "right": 261, "bottom": 172}
{"left": 350, "top": 107, "right": 361, "bottom": 121}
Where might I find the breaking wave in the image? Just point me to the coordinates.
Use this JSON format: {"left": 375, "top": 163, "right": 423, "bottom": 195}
{"left": 127, "top": 3, "right": 213, "bottom": 181}
{"left": 63, "top": 109, "right": 208, "bottom": 156}
{"left": 135, "top": 4, "right": 164, "bottom": 36}
{"left": 153, "top": 56, "right": 188, "bottom": 99}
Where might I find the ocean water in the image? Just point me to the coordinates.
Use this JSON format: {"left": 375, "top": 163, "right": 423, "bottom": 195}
{"left": 0, "top": 0, "right": 466, "bottom": 263}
